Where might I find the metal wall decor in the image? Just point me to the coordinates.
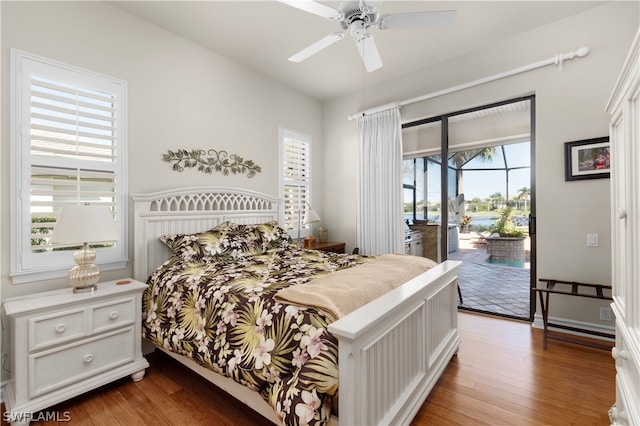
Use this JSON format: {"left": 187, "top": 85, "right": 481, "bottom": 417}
{"left": 163, "top": 149, "right": 262, "bottom": 178}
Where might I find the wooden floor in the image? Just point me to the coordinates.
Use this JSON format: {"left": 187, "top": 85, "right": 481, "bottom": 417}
{"left": 2, "top": 312, "right": 615, "bottom": 426}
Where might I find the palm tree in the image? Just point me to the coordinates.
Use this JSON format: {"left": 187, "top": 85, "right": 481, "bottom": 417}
{"left": 489, "top": 192, "right": 504, "bottom": 210}
{"left": 469, "top": 197, "right": 483, "bottom": 212}
{"left": 516, "top": 186, "right": 531, "bottom": 211}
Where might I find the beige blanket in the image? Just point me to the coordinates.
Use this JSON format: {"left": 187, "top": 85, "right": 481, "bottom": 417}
{"left": 275, "top": 254, "right": 437, "bottom": 323}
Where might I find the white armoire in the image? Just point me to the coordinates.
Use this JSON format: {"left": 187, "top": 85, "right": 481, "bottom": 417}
{"left": 607, "top": 28, "right": 640, "bottom": 426}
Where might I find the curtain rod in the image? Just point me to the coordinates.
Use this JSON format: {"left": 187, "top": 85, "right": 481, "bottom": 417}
{"left": 348, "top": 46, "right": 590, "bottom": 120}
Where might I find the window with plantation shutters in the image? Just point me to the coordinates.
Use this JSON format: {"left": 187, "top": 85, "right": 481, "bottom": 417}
{"left": 279, "top": 128, "right": 312, "bottom": 239}
{"left": 10, "top": 50, "right": 128, "bottom": 283}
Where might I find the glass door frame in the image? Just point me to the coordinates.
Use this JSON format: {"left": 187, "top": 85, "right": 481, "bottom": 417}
{"left": 403, "top": 95, "right": 537, "bottom": 321}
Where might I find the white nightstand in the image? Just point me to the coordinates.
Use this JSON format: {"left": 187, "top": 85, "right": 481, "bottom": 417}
{"left": 2, "top": 279, "right": 149, "bottom": 425}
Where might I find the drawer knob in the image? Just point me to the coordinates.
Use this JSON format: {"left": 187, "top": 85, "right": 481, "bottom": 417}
{"left": 84, "top": 354, "right": 94, "bottom": 363}
{"left": 109, "top": 311, "right": 119, "bottom": 319}
{"left": 612, "top": 347, "right": 628, "bottom": 360}
{"left": 617, "top": 208, "right": 627, "bottom": 219}
{"left": 55, "top": 324, "right": 66, "bottom": 333}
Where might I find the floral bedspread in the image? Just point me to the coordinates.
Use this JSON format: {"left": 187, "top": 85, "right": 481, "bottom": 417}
{"left": 142, "top": 247, "right": 372, "bottom": 426}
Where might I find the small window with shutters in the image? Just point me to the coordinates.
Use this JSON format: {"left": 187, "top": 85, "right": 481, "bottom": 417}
{"left": 10, "top": 50, "right": 128, "bottom": 283}
{"left": 278, "top": 128, "right": 313, "bottom": 240}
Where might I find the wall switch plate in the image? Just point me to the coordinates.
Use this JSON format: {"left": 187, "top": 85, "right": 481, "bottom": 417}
{"left": 587, "top": 234, "right": 599, "bottom": 247}
{"left": 600, "top": 307, "right": 612, "bottom": 321}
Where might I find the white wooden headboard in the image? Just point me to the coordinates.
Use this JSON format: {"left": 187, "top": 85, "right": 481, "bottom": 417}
{"left": 131, "top": 187, "right": 281, "bottom": 282}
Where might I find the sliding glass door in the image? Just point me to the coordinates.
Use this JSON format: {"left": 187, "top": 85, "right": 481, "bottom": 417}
{"left": 402, "top": 96, "right": 536, "bottom": 321}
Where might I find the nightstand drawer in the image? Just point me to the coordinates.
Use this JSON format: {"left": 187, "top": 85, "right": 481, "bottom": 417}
{"left": 29, "top": 327, "right": 135, "bottom": 398}
{"left": 29, "top": 308, "right": 86, "bottom": 351}
{"left": 91, "top": 297, "right": 135, "bottom": 333}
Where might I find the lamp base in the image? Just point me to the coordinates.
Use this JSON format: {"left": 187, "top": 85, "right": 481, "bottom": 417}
{"left": 69, "top": 243, "right": 101, "bottom": 293}
{"left": 304, "top": 235, "right": 316, "bottom": 248}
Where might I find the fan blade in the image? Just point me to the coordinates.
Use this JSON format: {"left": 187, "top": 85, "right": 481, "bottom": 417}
{"left": 289, "top": 32, "right": 345, "bottom": 63}
{"left": 277, "top": 0, "right": 342, "bottom": 20}
{"left": 378, "top": 10, "right": 456, "bottom": 30}
{"left": 356, "top": 35, "right": 383, "bottom": 72}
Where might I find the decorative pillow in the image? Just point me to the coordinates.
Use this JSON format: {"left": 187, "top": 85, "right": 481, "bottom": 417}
{"left": 160, "top": 221, "right": 293, "bottom": 261}
{"left": 246, "top": 220, "right": 294, "bottom": 251}
{"left": 160, "top": 229, "right": 218, "bottom": 261}
{"left": 222, "top": 221, "right": 294, "bottom": 252}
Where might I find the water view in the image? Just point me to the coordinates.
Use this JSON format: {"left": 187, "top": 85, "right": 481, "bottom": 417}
{"left": 404, "top": 214, "right": 528, "bottom": 229}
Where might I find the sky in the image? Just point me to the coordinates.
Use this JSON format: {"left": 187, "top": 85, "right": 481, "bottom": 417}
{"left": 462, "top": 142, "right": 530, "bottom": 200}
{"left": 424, "top": 141, "right": 531, "bottom": 202}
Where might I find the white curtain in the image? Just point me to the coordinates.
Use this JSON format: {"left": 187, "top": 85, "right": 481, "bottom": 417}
{"left": 356, "top": 107, "right": 405, "bottom": 255}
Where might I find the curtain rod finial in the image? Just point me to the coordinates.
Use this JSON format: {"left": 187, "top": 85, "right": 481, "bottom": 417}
{"left": 576, "top": 46, "right": 590, "bottom": 57}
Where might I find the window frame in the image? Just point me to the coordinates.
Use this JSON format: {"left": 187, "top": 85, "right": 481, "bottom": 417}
{"left": 10, "top": 49, "right": 128, "bottom": 284}
{"left": 278, "top": 127, "right": 313, "bottom": 240}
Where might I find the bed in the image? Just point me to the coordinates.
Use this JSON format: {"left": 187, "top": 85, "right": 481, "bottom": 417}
{"left": 132, "top": 186, "right": 461, "bottom": 425}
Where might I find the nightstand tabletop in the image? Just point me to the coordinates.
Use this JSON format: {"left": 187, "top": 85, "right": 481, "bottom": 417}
{"left": 3, "top": 278, "right": 147, "bottom": 316}
{"left": 307, "top": 241, "right": 346, "bottom": 253}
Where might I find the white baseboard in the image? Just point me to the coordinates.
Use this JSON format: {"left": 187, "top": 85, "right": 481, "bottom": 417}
{"left": 532, "top": 314, "right": 615, "bottom": 342}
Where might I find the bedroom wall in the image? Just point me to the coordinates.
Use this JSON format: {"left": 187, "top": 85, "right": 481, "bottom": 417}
{"left": 322, "top": 2, "right": 638, "bottom": 327}
{"left": 0, "top": 1, "right": 323, "bottom": 297}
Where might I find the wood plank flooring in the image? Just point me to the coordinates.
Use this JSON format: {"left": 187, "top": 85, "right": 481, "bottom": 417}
{"left": 2, "top": 312, "right": 615, "bottom": 425}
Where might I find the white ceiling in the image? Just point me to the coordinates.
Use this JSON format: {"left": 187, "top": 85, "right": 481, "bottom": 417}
{"left": 108, "top": 1, "right": 607, "bottom": 101}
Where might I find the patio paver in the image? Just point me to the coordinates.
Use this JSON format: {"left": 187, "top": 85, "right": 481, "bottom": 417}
{"left": 449, "top": 232, "right": 531, "bottom": 319}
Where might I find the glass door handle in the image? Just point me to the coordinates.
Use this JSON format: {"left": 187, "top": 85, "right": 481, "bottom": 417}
{"left": 528, "top": 215, "right": 536, "bottom": 235}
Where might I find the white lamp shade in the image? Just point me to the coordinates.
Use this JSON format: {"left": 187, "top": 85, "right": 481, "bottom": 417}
{"left": 50, "top": 204, "right": 118, "bottom": 245}
{"left": 304, "top": 208, "right": 321, "bottom": 225}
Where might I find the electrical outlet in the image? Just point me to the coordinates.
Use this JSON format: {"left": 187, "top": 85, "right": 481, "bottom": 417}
{"left": 600, "top": 307, "right": 612, "bottom": 321}
{"left": 587, "top": 234, "right": 599, "bottom": 247}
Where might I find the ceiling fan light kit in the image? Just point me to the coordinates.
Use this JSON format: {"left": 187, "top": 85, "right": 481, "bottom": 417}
{"left": 280, "top": 0, "right": 456, "bottom": 72}
{"left": 356, "top": 34, "right": 382, "bottom": 72}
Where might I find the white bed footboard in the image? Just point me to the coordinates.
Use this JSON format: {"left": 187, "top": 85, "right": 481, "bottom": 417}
{"left": 329, "top": 260, "right": 461, "bottom": 425}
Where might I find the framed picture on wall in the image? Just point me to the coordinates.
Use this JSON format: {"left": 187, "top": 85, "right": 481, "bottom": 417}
{"left": 564, "top": 136, "right": 610, "bottom": 181}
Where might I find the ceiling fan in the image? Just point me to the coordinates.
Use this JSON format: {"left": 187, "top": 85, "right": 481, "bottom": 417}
{"left": 278, "top": 0, "right": 456, "bottom": 72}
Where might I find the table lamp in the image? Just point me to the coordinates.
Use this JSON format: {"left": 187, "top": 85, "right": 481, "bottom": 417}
{"left": 296, "top": 205, "right": 321, "bottom": 247}
{"left": 50, "top": 204, "right": 118, "bottom": 293}
{"left": 303, "top": 207, "right": 321, "bottom": 248}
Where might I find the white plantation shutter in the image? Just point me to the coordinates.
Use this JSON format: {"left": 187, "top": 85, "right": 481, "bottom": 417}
{"left": 11, "top": 50, "right": 128, "bottom": 283}
{"left": 279, "top": 128, "right": 312, "bottom": 236}
{"left": 30, "top": 75, "right": 116, "bottom": 162}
